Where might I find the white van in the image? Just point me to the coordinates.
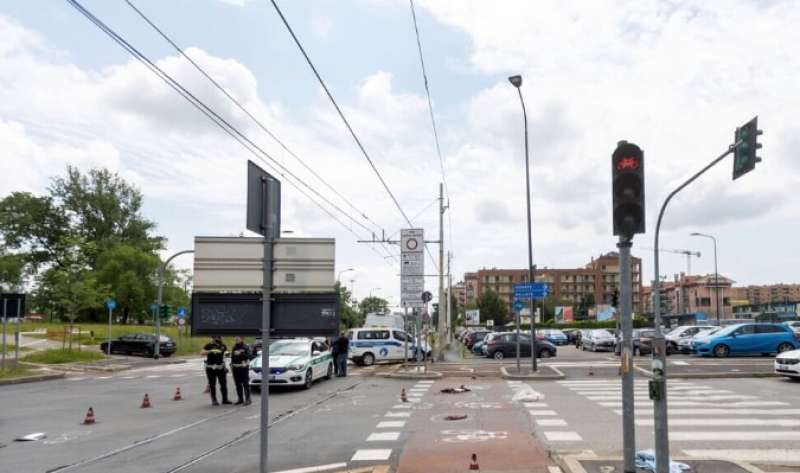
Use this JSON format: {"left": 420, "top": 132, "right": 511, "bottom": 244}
{"left": 347, "top": 327, "right": 430, "bottom": 366}
{"left": 364, "top": 312, "right": 405, "bottom": 330}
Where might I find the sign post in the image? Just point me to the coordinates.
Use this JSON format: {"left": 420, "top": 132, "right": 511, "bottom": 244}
{"left": 247, "top": 160, "right": 281, "bottom": 473}
{"left": 105, "top": 298, "right": 116, "bottom": 357}
{"left": 1, "top": 298, "right": 5, "bottom": 371}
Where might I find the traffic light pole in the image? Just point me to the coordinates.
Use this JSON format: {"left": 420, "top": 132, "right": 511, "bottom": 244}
{"left": 155, "top": 250, "right": 194, "bottom": 359}
{"left": 651, "top": 143, "right": 738, "bottom": 473}
{"left": 618, "top": 236, "right": 635, "bottom": 473}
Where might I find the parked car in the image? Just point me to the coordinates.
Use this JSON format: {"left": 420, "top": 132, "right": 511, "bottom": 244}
{"left": 614, "top": 329, "right": 656, "bottom": 356}
{"left": 484, "top": 332, "right": 557, "bottom": 360}
{"left": 677, "top": 327, "right": 720, "bottom": 354}
{"left": 472, "top": 333, "right": 491, "bottom": 355}
{"left": 347, "top": 327, "right": 430, "bottom": 365}
{"left": 250, "top": 338, "right": 333, "bottom": 389}
{"left": 464, "top": 330, "right": 492, "bottom": 349}
{"left": 100, "top": 333, "right": 176, "bottom": 358}
{"left": 540, "top": 329, "right": 569, "bottom": 346}
{"left": 783, "top": 321, "right": 800, "bottom": 335}
{"left": 665, "top": 325, "right": 717, "bottom": 354}
{"left": 774, "top": 348, "right": 800, "bottom": 379}
{"left": 581, "top": 329, "right": 616, "bottom": 352}
{"left": 562, "top": 328, "right": 580, "bottom": 344}
{"left": 694, "top": 323, "right": 800, "bottom": 358}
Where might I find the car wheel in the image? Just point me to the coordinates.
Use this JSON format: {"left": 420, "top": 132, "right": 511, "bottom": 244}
{"left": 493, "top": 350, "right": 504, "bottom": 360}
{"left": 325, "top": 363, "right": 333, "bottom": 380}
{"left": 633, "top": 346, "right": 640, "bottom": 356}
{"left": 303, "top": 369, "right": 313, "bottom": 389}
{"left": 540, "top": 350, "right": 551, "bottom": 359}
{"left": 362, "top": 352, "right": 375, "bottom": 367}
{"left": 777, "top": 343, "right": 794, "bottom": 354}
{"left": 714, "top": 344, "right": 730, "bottom": 358}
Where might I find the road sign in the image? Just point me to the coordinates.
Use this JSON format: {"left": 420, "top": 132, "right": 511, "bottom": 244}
{"left": 514, "top": 282, "right": 550, "bottom": 300}
{"left": 178, "top": 318, "right": 186, "bottom": 326}
{"left": 177, "top": 307, "right": 187, "bottom": 318}
{"left": 513, "top": 300, "right": 524, "bottom": 312}
{"left": 106, "top": 298, "right": 116, "bottom": 311}
{"left": 486, "top": 319, "right": 494, "bottom": 327}
{"left": 246, "top": 160, "right": 281, "bottom": 237}
{"left": 421, "top": 291, "right": 433, "bottom": 303}
{"left": 149, "top": 303, "right": 158, "bottom": 312}
{"left": 465, "top": 309, "right": 480, "bottom": 325}
{"left": 400, "top": 228, "right": 425, "bottom": 308}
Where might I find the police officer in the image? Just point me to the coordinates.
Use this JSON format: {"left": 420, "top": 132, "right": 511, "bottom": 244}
{"left": 230, "top": 336, "right": 252, "bottom": 406}
{"left": 201, "top": 335, "right": 232, "bottom": 406}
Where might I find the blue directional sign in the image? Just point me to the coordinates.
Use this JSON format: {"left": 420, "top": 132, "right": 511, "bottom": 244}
{"left": 177, "top": 307, "right": 187, "bottom": 318}
{"left": 106, "top": 298, "right": 116, "bottom": 311}
{"left": 514, "top": 282, "right": 550, "bottom": 300}
{"left": 513, "top": 300, "right": 524, "bottom": 312}
{"left": 149, "top": 303, "right": 158, "bottom": 312}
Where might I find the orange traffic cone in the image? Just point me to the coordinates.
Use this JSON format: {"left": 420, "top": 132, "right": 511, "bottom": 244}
{"left": 173, "top": 387, "right": 182, "bottom": 401}
{"left": 401, "top": 388, "right": 408, "bottom": 403}
{"left": 469, "top": 453, "right": 479, "bottom": 471}
{"left": 141, "top": 393, "right": 152, "bottom": 408}
{"left": 83, "top": 407, "right": 96, "bottom": 425}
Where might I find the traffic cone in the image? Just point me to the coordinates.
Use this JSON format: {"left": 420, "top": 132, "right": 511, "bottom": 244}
{"left": 83, "top": 407, "right": 96, "bottom": 425}
{"left": 469, "top": 453, "right": 479, "bottom": 471}
{"left": 141, "top": 393, "right": 152, "bottom": 408}
{"left": 401, "top": 388, "right": 408, "bottom": 403}
{"left": 173, "top": 387, "right": 182, "bottom": 401}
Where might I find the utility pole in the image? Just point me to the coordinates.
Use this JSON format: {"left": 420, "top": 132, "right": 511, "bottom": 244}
{"left": 447, "top": 251, "right": 453, "bottom": 343}
{"left": 437, "top": 183, "right": 447, "bottom": 361}
{"left": 618, "top": 236, "right": 635, "bottom": 472}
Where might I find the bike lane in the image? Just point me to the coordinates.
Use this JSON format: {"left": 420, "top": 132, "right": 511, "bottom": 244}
{"left": 396, "top": 378, "right": 550, "bottom": 473}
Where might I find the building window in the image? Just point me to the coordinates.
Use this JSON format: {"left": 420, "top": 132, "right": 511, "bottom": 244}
{"left": 285, "top": 273, "right": 296, "bottom": 283}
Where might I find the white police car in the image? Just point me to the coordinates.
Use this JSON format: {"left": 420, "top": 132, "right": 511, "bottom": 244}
{"left": 347, "top": 327, "right": 430, "bottom": 366}
{"left": 250, "top": 339, "right": 333, "bottom": 389}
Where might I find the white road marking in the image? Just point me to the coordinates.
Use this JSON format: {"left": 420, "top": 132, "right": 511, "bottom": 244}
{"left": 417, "top": 380, "right": 435, "bottom": 384}
{"left": 273, "top": 462, "right": 348, "bottom": 473}
{"left": 385, "top": 412, "right": 411, "bottom": 418}
{"left": 682, "top": 449, "right": 800, "bottom": 463}
{"left": 617, "top": 408, "right": 800, "bottom": 416}
{"left": 548, "top": 467, "right": 564, "bottom": 473}
{"left": 169, "top": 374, "right": 186, "bottom": 378}
{"left": 637, "top": 418, "right": 800, "bottom": 427}
{"left": 392, "top": 404, "right": 412, "bottom": 409}
{"left": 589, "top": 395, "right": 757, "bottom": 401}
{"left": 119, "top": 376, "right": 137, "bottom": 379}
{"left": 529, "top": 410, "right": 558, "bottom": 416}
{"left": 377, "top": 421, "right": 405, "bottom": 428}
{"left": 672, "top": 431, "right": 800, "bottom": 441}
{"left": 68, "top": 378, "right": 86, "bottom": 382}
{"left": 524, "top": 402, "right": 549, "bottom": 408}
{"left": 351, "top": 449, "right": 392, "bottom": 461}
{"left": 407, "top": 392, "right": 423, "bottom": 397}
{"left": 146, "top": 375, "right": 161, "bottom": 379}
{"left": 367, "top": 432, "right": 401, "bottom": 441}
{"left": 96, "top": 376, "right": 111, "bottom": 380}
{"left": 536, "top": 419, "right": 568, "bottom": 426}
{"left": 579, "top": 390, "right": 732, "bottom": 396}
{"left": 544, "top": 431, "right": 583, "bottom": 441}
{"left": 600, "top": 401, "right": 789, "bottom": 408}
{"left": 672, "top": 360, "right": 689, "bottom": 365}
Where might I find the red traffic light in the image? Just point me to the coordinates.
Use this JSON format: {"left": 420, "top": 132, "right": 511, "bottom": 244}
{"left": 616, "top": 157, "right": 640, "bottom": 171}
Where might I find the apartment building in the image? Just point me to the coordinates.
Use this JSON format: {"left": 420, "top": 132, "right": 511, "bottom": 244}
{"left": 730, "top": 284, "right": 800, "bottom": 305}
{"left": 641, "top": 273, "right": 735, "bottom": 319}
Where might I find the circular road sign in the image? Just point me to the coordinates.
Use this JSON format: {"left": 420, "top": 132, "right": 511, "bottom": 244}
{"left": 405, "top": 237, "right": 419, "bottom": 251}
{"left": 178, "top": 318, "right": 186, "bottom": 326}
{"left": 421, "top": 291, "right": 433, "bottom": 303}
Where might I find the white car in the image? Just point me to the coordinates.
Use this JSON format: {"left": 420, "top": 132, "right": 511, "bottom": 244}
{"left": 666, "top": 325, "right": 716, "bottom": 354}
{"left": 250, "top": 339, "right": 334, "bottom": 389}
{"left": 678, "top": 327, "right": 720, "bottom": 354}
{"left": 775, "top": 348, "right": 800, "bottom": 379}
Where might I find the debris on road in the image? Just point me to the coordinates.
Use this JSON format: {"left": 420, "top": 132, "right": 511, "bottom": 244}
{"left": 15, "top": 432, "right": 46, "bottom": 442}
{"left": 444, "top": 414, "right": 468, "bottom": 421}
{"left": 635, "top": 449, "right": 691, "bottom": 472}
{"left": 441, "top": 385, "right": 471, "bottom": 394}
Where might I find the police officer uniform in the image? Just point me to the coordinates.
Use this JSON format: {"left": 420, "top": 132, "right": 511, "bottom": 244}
{"left": 230, "top": 341, "right": 252, "bottom": 406}
{"left": 203, "top": 336, "right": 231, "bottom": 406}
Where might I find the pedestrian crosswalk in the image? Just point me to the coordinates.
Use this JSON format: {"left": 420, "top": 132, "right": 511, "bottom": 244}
{"left": 557, "top": 379, "right": 800, "bottom": 461}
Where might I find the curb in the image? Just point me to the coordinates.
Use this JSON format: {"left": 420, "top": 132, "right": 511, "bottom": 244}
{"left": 0, "top": 373, "right": 66, "bottom": 386}
{"left": 383, "top": 364, "right": 444, "bottom": 379}
{"left": 21, "top": 358, "right": 187, "bottom": 373}
{"left": 501, "top": 365, "right": 565, "bottom": 380}
{"left": 633, "top": 365, "right": 780, "bottom": 379}
{"left": 557, "top": 454, "right": 766, "bottom": 473}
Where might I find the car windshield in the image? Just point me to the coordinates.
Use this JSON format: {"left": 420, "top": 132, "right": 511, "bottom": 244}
{"left": 714, "top": 325, "right": 741, "bottom": 337}
{"left": 269, "top": 343, "right": 309, "bottom": 357}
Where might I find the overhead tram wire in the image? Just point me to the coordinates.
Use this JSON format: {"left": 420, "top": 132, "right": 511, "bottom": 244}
{"left": 408, "top": 0, "right": 454, "bottom": 256}
{"left": 122, "top": 0, "right": 389, "bottom": 242}
{"left": 65, "top": 0, "right": 395, "bottom": 266}
{"left": 268, "top": 0, "right": 440, "bottom": 273}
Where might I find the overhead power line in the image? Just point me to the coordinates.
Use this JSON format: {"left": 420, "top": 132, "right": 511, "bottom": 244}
{"left": 65, "top": 0, "right": 395, "bottom": 266}
{"left": 268, "top": 0, "right": 440, "bottom": 273}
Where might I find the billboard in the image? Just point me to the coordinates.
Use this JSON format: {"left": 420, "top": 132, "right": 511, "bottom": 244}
{"left": 465, "top": 309, "right": 480, "bottom": 326}
{"left": 554, "top": 306, "right": 573, "bottom": 323}
{"left": 596, "top": 304, "right": 616, "bottom": 321}
{"left": 191, "top": 292, "right": 339, "bottom": 337}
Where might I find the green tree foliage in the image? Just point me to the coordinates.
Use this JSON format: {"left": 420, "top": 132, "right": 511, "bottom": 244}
{"left": 336, "top": 282, "right": 362, "bottom": 330}
{"left": 358, "top": 296, "right": 389, "bottom": 318}
{"left": 0, "top": 166, "right": 175, "bottom": 323}
{"left": 476, "top": 288, "right": 509, "bottom": 325}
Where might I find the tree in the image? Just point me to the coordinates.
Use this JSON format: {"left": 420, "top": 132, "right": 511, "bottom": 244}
{"left": 336, "top": 282, "right": 362, "bottom": 330}
{"left": 476, "top": 288, "right": 509, "bottom": 326}
{"left": 95, "top": 245, "right": 159, "bottom": 324}
{"left": 358, "top": 296, "right": 389, "bottom": 317}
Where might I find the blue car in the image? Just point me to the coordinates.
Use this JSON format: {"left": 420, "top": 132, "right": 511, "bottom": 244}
{"left": 540, "top": 329, "right": 569, "bottom": 346}
{"left": 693, "top": 323, "right": 799, "bottom": 358}
{"left": 472, "top": 336, "right": 490, "bottom": 355}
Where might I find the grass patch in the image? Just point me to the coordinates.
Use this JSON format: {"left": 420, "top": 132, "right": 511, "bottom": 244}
{"left": 22, "top": 349, "right": 106, "bottom": 364}
{"left": 1, "top": 344, "right": 34, "bottom": 355}
{"left": 0, "top": 366, "right": 35, "bottom": 380}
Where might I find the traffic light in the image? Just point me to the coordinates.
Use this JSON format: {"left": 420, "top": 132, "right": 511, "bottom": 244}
{"left": 733, "top": 116, "right": 762, "bottom": 180}
{"left": 612, "top": 141, "right": 645, "bottom": 237}
{"left": 432, "top": 303, "right": 439, "bottom": 325}
{"left": 159, "top": 304, "right": 170, "bottom": 318}
{"left": 612, "top": 289, "right": 619, "bottom": 308}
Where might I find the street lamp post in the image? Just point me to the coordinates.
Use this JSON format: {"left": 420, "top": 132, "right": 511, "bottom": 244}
{"left": 691, "top": 233, "right": 720, "bottom": 323}
{"left": 156, "top": 250, "right": 194, "bottom": 359}
{"left": 338, "top": 268, "right": 355, "bottom": 283}
{"left": 370, "top": 287, "right": 382, "bottom": 298}
{"left": 509, "top": 74, "right": 537, "bottom": 372}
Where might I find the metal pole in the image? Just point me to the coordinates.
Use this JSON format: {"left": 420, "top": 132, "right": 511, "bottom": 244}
{"left": 713, "top": 237, "right": 720, "bottom": 323}
{"left": 107, "top": 307, "right": 113, "bottom": 357}
{"left": 2, "top": 298, "right": 7, "bottom": 371}
{"left": 652, "top": 144, "right": 736, "bottom": 473}
{"left": 618, "top": 237, "right": 635, "bottom": 472}
{"left": 515, "top": 86, "right": 537, "bottom": 372}
{"left": 14, "top": 299, "right": 21, "bottom": 368}
{"left": 437, "top": 183, "right": 446, "bottom": 361}
{"left": 404, "top": 306, "right": 409, "bottom": 367}
{"left": 447, "top": 252, "right": 453, "bottom": 344}
{"left": 156, "top": 250, "right": 194, "bottom": 359}
{"left": 515, "top": 310, "right": 521, "bottom": 372}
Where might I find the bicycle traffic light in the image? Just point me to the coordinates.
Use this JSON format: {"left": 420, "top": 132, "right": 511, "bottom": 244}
{"left": 159, "top": 304, "right": 170, "bottom": 317}
{"left": 612, "top": 141, "right": 645, "bottom": 237}
{"left": 733, "top": 116, "right": 762, "bottom": 180}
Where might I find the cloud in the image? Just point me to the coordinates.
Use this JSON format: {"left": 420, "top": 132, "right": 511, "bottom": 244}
{"left": 217, "top": 0, "right": 253, "bottom": 6}
{"left": 474, "top": 199, "right": 516, "bottom": 224}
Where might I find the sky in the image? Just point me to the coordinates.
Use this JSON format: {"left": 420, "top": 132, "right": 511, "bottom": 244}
{"left": 1, "top": 0, "right": 799, "bottom": 309}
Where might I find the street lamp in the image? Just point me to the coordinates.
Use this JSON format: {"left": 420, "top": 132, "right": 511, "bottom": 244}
{"left": 508, "top": 73, "right": 537, "bottom": 373}
{"left": 337, "top": 268, "right": 355, "bottom": 282}
{"left": 690, "top": 232, "right": 721, "bottom": 323}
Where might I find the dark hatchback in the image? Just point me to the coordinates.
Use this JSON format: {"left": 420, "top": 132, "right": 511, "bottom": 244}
{"left": 100, "top": 333, "right": 176, "bottom": 358}
{"left": 465, "top": 330, "right": 492, "bottom": 349}
{"left": 615, "top": 329, "right": 656, "bottom": 356}
{"left": 484, "top": 332, "right": 557, "bottom": 360}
